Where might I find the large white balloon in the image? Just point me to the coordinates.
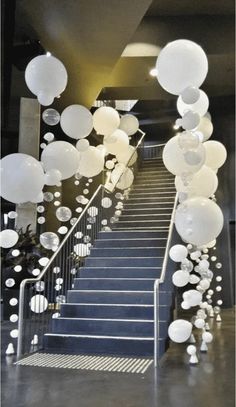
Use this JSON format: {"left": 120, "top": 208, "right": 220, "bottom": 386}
{"left": 1, "top": 153, "right": 45, "bottom": 203}
{"left": 116, "top": 145, "right": 138, "bottom": 166}
{"left": 156, "top": 40, "right": 208, "bottom": 95}
{"left": 25, "top": 55, "right": 67, "bottom": 106}
{"left": 77, "top": 146, "right": 104, "bottom": 178}
{"left": 172, "top": 270, "right": 189, "bottom": 287}
{"left": 111, "top": 165, "right": 134, "bottom": 190}
{"left": 162, "top": 135, "right": 205, "bottom": 175}
{"left": 41, "top": 141, "right": 80, "bottom": 180}
{"left": 169, "top": 244, "right": 188, "bottom": 262}
{"left": 93, "top": 106, "right": 120, "bottom": 136}
{"left": 60, "top": 105, "right": 93, "bottom": 139}
{"left": 44, "top": 169, "right": 62, "bottom": 186}
{"left": 119, "top": 114, "right": 139, "bottom": 135}
{"left": 103, "top": 130, "right": 129, "bottom": 156}
{"left": 168, "top": 319, "right": 192, "bottom": 343}
{"left": 183, "top": 290, "right": 202, "bottom": 306}
{"left": 177, "top": 90, "right": 209, "bottom": 117}
{"left": 194, "top": 117, "right": 213, "bottom": 142}
{"left": 204, "top": 140, "right": 227, "bottom": 170}
{"left": 175, "top": 165, "right": 218, "bottom": 198}
{"left": 175, "top": 197, "right": 224, "bottom": 245}
{"left": 0, "top": 230, "right": 19, "bottom": 248}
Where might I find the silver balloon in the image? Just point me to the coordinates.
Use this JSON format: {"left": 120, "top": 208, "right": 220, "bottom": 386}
{"left": 43, "top": 192, "right": 54, "bottom": 202}
{"left": 56, "top": 206, "right": 72, "bottom": 222}
{"left": 40, "top": 232, "right": 59, "bottom": 250}
{"left": 42, "top": 109, "right": 60, "bottom": 126}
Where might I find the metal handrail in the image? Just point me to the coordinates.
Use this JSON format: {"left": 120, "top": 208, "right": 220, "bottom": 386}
{"left": 17, "top": 128, "right": 146, "bottom": 359}
{"left": 154, "top": 192, "right": 179, "bottom": 367}
{"left": 143, "top": 143, "right": 166, "bottom": 149}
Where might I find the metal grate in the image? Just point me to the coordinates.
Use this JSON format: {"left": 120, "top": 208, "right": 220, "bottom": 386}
{"left": 15, "top": 353, "right": 153, "bottom": 374}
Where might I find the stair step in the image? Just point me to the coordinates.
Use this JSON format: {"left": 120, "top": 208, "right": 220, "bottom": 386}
{"left": 98, "top": 231, "right": 168, "bottom": 239}
{"left": 67, "top": 290, "right": 173, "bottom": 305}
{"left": 115, "top": 221, "right": 170, "bottom": 229}
{"left": 119, "top": 214, "right": 171, "bottom": 220}
{"left": 79, "top": 267, "right": 162, "bottom": 279}
{"left": 122, "top": 208, "right": 173, "bottom": 214}
{"left": 94, "top": 238, "right": 167, "bottom": 248}
{"left": 74, "top": 278, "right": 155, "bottom": 291}
{"left": 85, "top": 257, "right": 164, "bottom": 267}
{"left": 90, "top": 247, "right": 165, "bottom": 257}
{"left": 44, "top": 333, "right": 156, "bottom": 356}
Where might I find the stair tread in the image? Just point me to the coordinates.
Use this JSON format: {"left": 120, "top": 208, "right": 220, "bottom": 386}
{"left": 45, "top": 333, "right": 154, "bottom": 340}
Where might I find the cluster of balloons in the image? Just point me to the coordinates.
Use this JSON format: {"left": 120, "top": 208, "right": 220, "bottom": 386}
{"left": 156, "top": 40, "right": 225, "bottom": 349}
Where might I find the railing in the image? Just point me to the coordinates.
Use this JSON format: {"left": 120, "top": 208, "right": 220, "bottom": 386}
{"left": 154, "top": 192, "right": 179, "bottom": 367}
{"left": 142, "top": 143, "right": 165, "bottom": 160}
{"left": 17, "top": 129, "right": 146, "bottom": 359}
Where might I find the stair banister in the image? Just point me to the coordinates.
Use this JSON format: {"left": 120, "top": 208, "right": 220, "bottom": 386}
{"left": 154, "top": 192, "right": 179, "bottom": 367}
{"left": 17, "top": 128, "right": 147, "bottom": 359}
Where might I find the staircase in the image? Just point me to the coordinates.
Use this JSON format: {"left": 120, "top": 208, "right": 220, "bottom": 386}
{"left": 44, "top": 158, "right": 176, "bottom": 358}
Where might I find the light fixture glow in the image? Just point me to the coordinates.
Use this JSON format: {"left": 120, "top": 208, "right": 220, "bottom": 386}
{"left": 149, "top": 68, "right": 157, "bottom": 77}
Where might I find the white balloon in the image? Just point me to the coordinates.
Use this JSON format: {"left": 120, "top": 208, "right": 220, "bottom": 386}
{"left": 168, "top": 319, "right": 192, "bottom": 343}
{"left": 25, "top": 55, "right": 67, "bottom": 105}
{"left": 194, "top": 117, "right": 213, "bottom": 142}
{"left": 194, "top": 318, "right": 205, "bottom": 329}
{"left": 76, "top": 139, "right": 90, "bottom": 152}
{"left": 181, "top": 86, "right": 200, "bottom": 104}
{"left": 30, "top": 295, "right": 48, "bottom": 313}
{"left": 103, "top": 130, "right": 129, "bottom": 156}
{"left": 0, "top": 230, "right": 19, "bottom": 248}
{"left": 60, "top": 105, "right": 93, "bottom": 139}
{"left": 156, "top": 40, "right": 208, "bottom": 95}
{"left": 175, "top": 165, "right": 218, "bottom": 199}
{"left": 119, "top": 114, "right": 139, "bottom": 135}
{"left": 181, "top": 111, "right": 200, "bottom": 131}
{"left": 163, "top": 135, "right": 205, "bottom": 175}
{"left": 169, "top": 244, "right": 188, "bottom": 262}
{"left": 200, "top": 279, "right": 210, "bottom": 290}
{"left": 77, "top": 146, "right": 104, "bottom": 178}
{"left": 202, "top": 332, "right": 213, "bottom": 343}
{"left": 101, "top": 197, "right": 112, "bottom": 208}
{"left": 40, "top": 232, "right": 59, "bottom": 250}
{"left": 177, "top": 90, "right": 209, "bottom": 117}
{"left": 44, "top": 169, "right": 62, "bottom": 186}
{"left": 175, "top": 197, "right": 224, "bottom": 246}
{"left": 189, "top": 274, "right": 200, "bottom": 284}
{"left": 204, "top": 140, "right": 227, "bottom": 170}
{"left": 111, "top": 167, "right": 134, "bottom": 190}
{"left": 43, "top": 132, "right": 55, "bottom": 142}
{"left": 183, "top": 289, "right": 202, "bottom": 306}
{"left": 41, "top": 141, "right": 80, "bottom": 180}
{"left": 93, "top": 106, "right": 120, "bottom": 136}
{"left": 1, "top": 153, "right": 45, "bottom": 204}
{"left": 116, "top": 145, "right": 138, "bottom": 166}
{"left": 172, "top": 270, "right": 189, "bottom": 287}
{"left": 56, "top": 207, "right": 72, "bottom": 222}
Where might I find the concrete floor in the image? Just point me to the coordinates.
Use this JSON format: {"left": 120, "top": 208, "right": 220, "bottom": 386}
{"left": 1, "top": 309, "right": 235, "bottom": 407}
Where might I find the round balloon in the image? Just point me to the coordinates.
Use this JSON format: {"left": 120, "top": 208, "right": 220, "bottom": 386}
{"left": 77, "top": 146, "right": 104, "bottom": 178}
{"left": 204, "top": 140, "right": 227, "bottom": 170}
{"left": 172, "top": 270, "right": 189, "bottom": 287}
{"left": 168, "top": 319, "right": 192, "bottom": 343}
{"left": 76, "top": 139, "right": 90, "bottom": 152}
{"left": 181, "top": 86, "right": 200, "bottom": 104}
{"left": 41, "top": 141, "right": 80, "bottom": 180}
{"left": 60, "top": 104, "right": 93, "bottom": 139}
{"left": 116, "top": 145, "right": 138, "bottom": 166}
{"left": 56, "top": 207, "right": 72, "bottom": 222}
{"left": 169, "top": 244, "right": 188, "bottom": 262}
{"left": 93, "top": 106, "right": 120, "bottom": 136}
{"left": 0, "top": 230, "right": 19, "bottom": 248}
{"left": 177, "top": 90, "right": 209, "bottom": 117}
{"left": 183, "top": 289, "right": 202, "bottom": 306}
{"left": 44, "top": 169, "right": 62, "bottom": 186}
{"left": 181, "top": 111, "right": 200, "bottom": 131}
{"left": 175, "top": 165, "right": 218, "bottom": 198}
{"left": 162, "top": 135, "right": 205, "bottom": 175}
{"left": 175, "top": 197, "right": 224, "bottom": 245}
{"left": 119, "top": 114, "right": 139, "bottom": 135}
{"left": 40, "top": 232, "right": 59, "bottom": 250}
{"left": 30, "top": 295, "right": 48, "bottom": 313}
{"left": 42, "top": 109, "right": 60, "bottom": 126}
{"left": 156, "top": 40, "right": 208, "bottom": 95}
{"left": 194, "top": 117, "right": 213, "bottom": 142}
{"left": 25, "top": 55, "right": 67, "bottom": 105}
{"left": 103, "top": 130, "right": 129, "bottom": 156}
{"left": 1, "top": 153, "right": 45, "bottom": 203}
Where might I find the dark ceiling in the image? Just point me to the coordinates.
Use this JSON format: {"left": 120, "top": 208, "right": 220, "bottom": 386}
{"left": 1, "top": 0, "right": 235, "bottom": 151}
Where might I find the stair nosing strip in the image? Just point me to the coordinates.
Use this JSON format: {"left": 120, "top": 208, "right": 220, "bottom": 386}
{"left": 44, "top": 333, "right": 154, "bottom": 340}
{"left": 56, "top": 317, "right": 155, "bottom": 322}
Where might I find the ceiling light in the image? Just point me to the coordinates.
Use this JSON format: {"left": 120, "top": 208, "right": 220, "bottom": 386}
{"left": 149, "top": 68, "right": 157, "bottom": 77}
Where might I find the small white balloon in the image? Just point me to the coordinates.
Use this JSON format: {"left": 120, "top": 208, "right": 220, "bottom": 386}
{"left": 168, "top": 319, "right": 192, "bottom": 343}
{"left": 181, "top": 87, "right": 200, "bottom": 104}
{"left": 172, "top": 270, "right": 189, "bottom": 287}
{"left": 0, "top": 230, "right": 19, "bottom": 248}
{"left": 177, "top": 90, "right": 209, "bottom": 117}
{"left": 181, "top": 111, "right": 200, "bottom": 131}
{"left": 169, "top": 245, "right": 188, "bottom": 262}
{"left": 76, "top": 139, "right": 90, "bottom": 152}
{"left": 30, "top": 295, "right": 48, "bottom": 313}
{"left": 119, "top": 114, "right": 139, "bottom": 136}
{"left": 43, "top": 132, "right": 55, "bottom": 142}
{"left": 38, "top": 257, "right": 49, "bottom": 267}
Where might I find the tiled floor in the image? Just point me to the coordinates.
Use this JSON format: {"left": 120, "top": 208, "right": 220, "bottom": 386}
{"left": 1, "top": 309, "right": 235, "bottom": 407}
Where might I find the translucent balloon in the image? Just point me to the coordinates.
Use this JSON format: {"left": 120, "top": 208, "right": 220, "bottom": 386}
{"left": 60, "top": 105, "right": 93, "bottom": 139}
{"left": 43, "top": 132, "right": 55, "bottom": 142}
{"left": 175, "top": 165, "right": 218, "bottom": 198}
{"left": 181, "top": 86, "right": 200, "bottom": 104}
{"left": 42, "top": 109, "right": 60, "bottom": 126}
{"left": 111, "top": 167, "right": 134, "bottom": 190}
{"left": 168, "top": 319, "right": 192, "bottom": 343}
{"left": 172, "top": 270, "right": 189, "bottom": 287}
{"left": 169, "top": 244, "right": 188, "bottom": 262}
{"left": 1, "top": 153, "right": 45, "bottom": 204}
{"left": 30, "top": 295, "right": 48, "bottom": 313}
{"left": 0, "top": 230, "right": 19, "bottom": 248}
{"left": 76, "top": 139, "right": 90, "bottom": 152}
{"left": 93, "top": 106, "right": 120, "bottom": 136}
{"left": 43, "top": 192, "right": 54, "bottom": 202}
{"left": 103, "top": 130, "right": 129, "bottom": 156}
{"left": 178, "top": 131, "right": 200, "bottom": 152}
{"left": 183, "top": 289, "right": 202, "bottom": 306}
{"left": 156, "top": 39, "right": 208, "bottom": 95}
{"left": 37, "top": 217, "right": 45, "bottom": 224}
{"left": 194, "top": 117, "right": 213, "bottom": 142}
{"left": 175, "top": 197, "right": 224, "bottom": 246}
{"left": 204, "top": 140, "right": 227, "bottom": 170}
{"left": 25, "top": 55, "right": 68, "bottom": 106}
{"left": 56, "top": 206, "right": 72, "bottom": 222}
{"left": 119, "top": 114, "right": 139, "bottom": 135}
{"left": 177, "top": 90, "right": 209, "bottom": 117}
{"left": 41, "top": 141, "right": 80, "bottom": 180}
{"left": 40, "top": 232, "right": 59, "bottom": 250}
{"left": 116, "top": 145, "right": 138, "bottom": 166}
{"left": 162, "top": 135, "right": 205, "bottom": 175}
{"left": 77, "top": 146, "right": 104, "bottom": 178}
{"left": 101, "top": 197, "right": 112, "bottom": 208}
{"left": 58, "top": 226, "right": 68, "bottom": 235}
{"left": 189, "top": 274, "right": 200, "bottom": 284}
{"left": 181, "top": 111, "right": 200, "bottom": 131}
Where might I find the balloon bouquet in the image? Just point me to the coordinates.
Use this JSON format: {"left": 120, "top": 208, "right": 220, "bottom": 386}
{"left": 154, "top": 40, "right": 227, "bottom": 364}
